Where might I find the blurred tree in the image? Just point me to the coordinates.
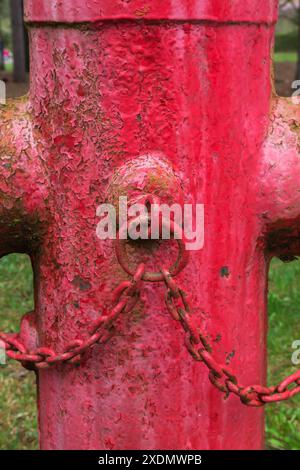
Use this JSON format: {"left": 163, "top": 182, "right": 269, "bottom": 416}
{"left": 0, "top": 37, "right": 4, "bottom": 71}
{"left": 10, "top": 0, "right": 27, "bottom": 82}
{"left": 280, "top": 0, "right": 300, "bottom": 79}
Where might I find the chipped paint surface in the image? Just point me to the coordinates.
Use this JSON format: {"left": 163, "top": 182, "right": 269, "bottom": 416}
{"left": 24, "top": 0, "right": 278, "bottom": 24}
{"left": 2, "top": 0, "right": 299, "bottom": 451}
{"left": 0, "top": 98, "right": 49, "bottom": 256}
{"left": 106, "top": 153, "right": 184, "bottom": 216}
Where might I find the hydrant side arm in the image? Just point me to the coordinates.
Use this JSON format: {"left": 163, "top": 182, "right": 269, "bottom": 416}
{"left": 0, "top": 98, "right": 49, "bottom": 256}
{"left": 258, "top": 96, "right": 300, "bottom": 234}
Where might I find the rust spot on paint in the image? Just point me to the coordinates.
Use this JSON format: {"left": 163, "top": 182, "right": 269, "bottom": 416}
{"left": 226, "top": 350, "right": 235, "bottom": 365}
{"left": 220, "top": 266, "right": 230, "bottom": 278}
{"left": 72, "top": 276, "right": 91, "bottom": 291}
{"left": 214, "top": 334, "right": 222, "bottom": 343}
{"left": 135, "top": 6, "right": 151, "bottom": 17}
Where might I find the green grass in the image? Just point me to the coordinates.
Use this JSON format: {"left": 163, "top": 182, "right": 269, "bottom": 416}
{"left": 266, "top": 259, "right": 300, "bottom": 450}
{"left": 0, "top": 254, "right": 38, "bottom": 450}
{"left": 275, "top": 31, "right": 298, "bottom": 53}
{"left": 0, "top": 255, "right": 300, "bottom": 449}
{"left": 274, "top": 30, "right": 298, "bottom": 63}
{"left": 274, "top": 52, "right": 298, "bottom": 63}
{"left": 4, "top": 63, "right": 13, "bottom": 73}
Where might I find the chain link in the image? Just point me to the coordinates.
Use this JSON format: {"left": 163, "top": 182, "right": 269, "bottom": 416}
{"left": 0, "top": 264, "right": 145, "bottom": 370}
{"left": 1, "top": 251, "right": 299, "bottom": 406}
{"left": 161, "top": 268, "right": 300, "bottom": 407}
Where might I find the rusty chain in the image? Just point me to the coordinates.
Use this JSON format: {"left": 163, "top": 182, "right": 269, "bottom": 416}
{"left": 0, "top": 263, "right": 145, "bottom": 370}
{"left": 160, "top": 267, "right": 300, "bottom": 407}
{"left": 0, "top": 209, "right": 300, "bottom": 406}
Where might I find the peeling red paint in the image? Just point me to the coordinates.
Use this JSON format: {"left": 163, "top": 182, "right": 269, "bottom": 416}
{"left": 24, "top": 0, "right": 278, "bottom": 24}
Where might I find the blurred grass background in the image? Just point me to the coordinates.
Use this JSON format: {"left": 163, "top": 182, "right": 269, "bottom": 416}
{"left": 266, "top": 260, "right": 300, "bottom": 449}
{"left": 275, "top": 27, "right": 298, "bottom": 62}
{"left": 0, "top": 255, "right": 37, "bottom": 450}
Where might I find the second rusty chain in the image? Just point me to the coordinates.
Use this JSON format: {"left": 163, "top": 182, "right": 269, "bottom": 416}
{"left": 160, "top": 267, "right": 300, "bottom": 407}
{"left": 0, "top": 264, "right": 146, "bottom": 369}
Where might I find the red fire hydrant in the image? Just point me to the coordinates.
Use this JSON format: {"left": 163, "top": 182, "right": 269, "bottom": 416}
{"left": 0, "top": 0, "right": 300, "bottom": 450}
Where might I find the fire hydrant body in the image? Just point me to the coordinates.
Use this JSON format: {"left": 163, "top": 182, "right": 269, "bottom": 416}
{"left": 1, "top": 0, "right": 300, "bottom": 450}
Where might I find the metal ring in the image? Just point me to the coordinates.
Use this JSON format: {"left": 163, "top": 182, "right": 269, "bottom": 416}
{"left": 115, "top": 214, "right": 189, "bottom": 282}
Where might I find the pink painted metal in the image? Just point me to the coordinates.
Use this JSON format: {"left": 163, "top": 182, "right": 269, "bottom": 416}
{"left": 1, "top": 0, "right": 300, "bottom": 450}
{"left": 24, "top": 0, "right": 278, "bottom": 23}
